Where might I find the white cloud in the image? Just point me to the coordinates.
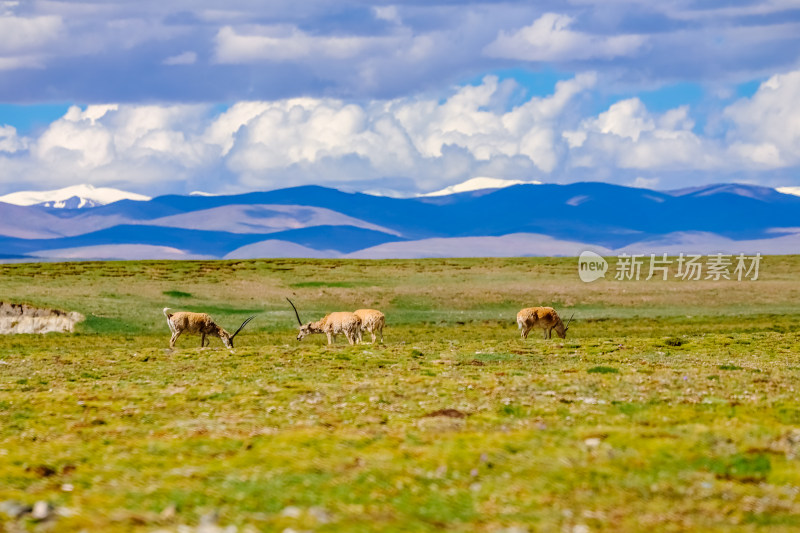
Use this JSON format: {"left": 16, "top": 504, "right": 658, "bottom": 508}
{"left": 0, "top": 15, "right": 63, "bottom": 54}
{"left": 724, "top": 70, "right": 800, "bottom": 167}
{"left": 0, "top": 125, "right": 25, "bottom": 152}
{"left": 631, "top": 177, "right": 660, "bottom": 189}
{"left": 5, "top": 69, "right": 800, "bottom": 195}
{"left": 385, "top": 73, "right": 597, "bottom": 173}
{"left": 0, "top": 1, "right": 799, "bottom": 106}
{"left": 484, "top": 12, "right": 646, "bottom": 62}
{"left": 0, "top": 75, "right": 596, "bottom": 194}
{"left": 1, "top": 104, "right": 223, "bottom": 194}
{"left": 728, "top": 142, "right": 783, "bottom": 166}
{"left": 35, "top": 106, "right": 117, "bottom": 168}
{"left": 163, "top": 51, "right": 197, "bottom": 66}
{"left": 214, "top": 25, "right": 375, "bottom": 63}
{"left": 584, "top": 98, "right": 655, "bottom": 141}
{"left": 565, "top": 97, "right": 719, "bottom": 171}
{"left": 373, "top": 6, "right": 400, "bottom": 24}
{"left": 0, "top": 14, "right": 63, "bottom": 69}
{"left": 666, "top": 0, "right": 800, "bottom": 20}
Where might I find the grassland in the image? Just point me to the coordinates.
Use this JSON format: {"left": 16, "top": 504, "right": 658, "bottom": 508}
{"left": 1, "top": 256, "right": 800, "bottom": 532}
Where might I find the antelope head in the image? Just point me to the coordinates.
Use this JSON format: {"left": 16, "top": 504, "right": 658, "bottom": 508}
{"left": 557, "top": 312, "right": 575, "bottom": 339}
{"left": 287, "top": 298, "right": 315, "bottom": 341}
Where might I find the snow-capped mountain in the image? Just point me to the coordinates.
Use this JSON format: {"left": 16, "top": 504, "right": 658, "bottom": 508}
{"left": 419, "top": 177, "right": 542, "bottom": 197}
{"left": 777, "top": 186, "right": 800, "bottom": 197}
{"left": 0, "top": 184, "right": 151, "bottom": 209}
{"left": 0, "top": 181, "right": 798, "bottom": 260}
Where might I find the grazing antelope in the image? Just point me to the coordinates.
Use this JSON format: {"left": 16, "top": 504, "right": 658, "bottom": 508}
{"left": 287, "top": 298, "right": 361, "bottom": 345}
{"left": 163, "top": 308, "right": 255, "bottom": 349}
{"left": 354, "top": 309, "right": 385, "bottom": 344}
{"left": 517, "top": 307, "right": 573, "bottom": 340}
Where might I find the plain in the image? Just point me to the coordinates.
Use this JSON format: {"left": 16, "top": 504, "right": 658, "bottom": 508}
{"left": 1, "top": 256, "right": 800, "bottom": 532}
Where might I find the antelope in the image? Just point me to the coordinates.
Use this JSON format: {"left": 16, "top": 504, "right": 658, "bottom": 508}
{"left": 353, "top": 309, "right": 385, "bottom": 344}
{"left": 287, "top": 298, "right": 361, "bottom": 345}
{"left": 517, "top": 307, "right": 573, "bottom": 340}
{"left": 163, "top": 308, "right": 255, "bottom": 349}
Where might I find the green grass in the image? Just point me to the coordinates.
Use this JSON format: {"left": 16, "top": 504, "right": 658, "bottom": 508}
{"left": 1, "top": 257, "right": 800, "bottom": 531}
{"left": 586, "top": 365, "right": 619, "bottom": 374}
{"left": 163, "top": 290, "right": 193, "bottom": 298}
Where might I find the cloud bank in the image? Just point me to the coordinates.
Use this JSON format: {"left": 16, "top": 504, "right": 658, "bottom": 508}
{"left": 2, "top": 70, "right": 800, "bottom": 195}
{"left": 1, "top": 2, "right": 800, "bottom": 101}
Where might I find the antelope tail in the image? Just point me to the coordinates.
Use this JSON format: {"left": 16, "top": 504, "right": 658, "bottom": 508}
{"left": 163, "top": 307, "right": 173, "bottom": 318}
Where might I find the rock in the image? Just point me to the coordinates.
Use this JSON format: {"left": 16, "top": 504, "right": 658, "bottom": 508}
{"left": 584, "top": 437, "right": 602, "bottom": 448}
{"left": 308, "top": 506, "right": 331, "bottom": 524}
{"left": 0, "top": 302, "right": 84, "bottom": 334}
{"left": 0, "top": 500, "right": 32, "bottom": 518}
{"left": 280, "top": 506, "right": 302, "bottom": 518}
{"left": 31, "top": 501, "right": 53, "bottom": 520}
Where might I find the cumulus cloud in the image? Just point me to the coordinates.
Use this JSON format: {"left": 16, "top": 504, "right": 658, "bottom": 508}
{"left": 3, "top": 69, "right": 800, "bottom": 195}
{"left": 0, "top": 104, "right": 224, "bottom": 194}
{"left": 484, "top": 13, "right": 646, "bottom": 62}
{"left": 0, "top": 125, "right": 25, "bottom": 152}
{"left": 0, "top": 74, "right": 596, "bottom": 194}
{"left": 724, "top": 70, "right": 800, "bottom": 167}
{"left": 217, "top": 72, "right": 599, "bottom": 189}
{"left": 565, "top": 97, "right": 720, "bottom": 171}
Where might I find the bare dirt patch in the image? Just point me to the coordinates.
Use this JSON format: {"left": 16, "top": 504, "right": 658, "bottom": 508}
{"left": 0, "top": 302, "right": 83, "bottom": 334}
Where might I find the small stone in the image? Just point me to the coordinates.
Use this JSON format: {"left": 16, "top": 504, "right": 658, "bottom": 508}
{"left": 281, "top": 506, "right": 302, "bottom": 518}
{"left": 308, "top": 506, "right": 331, "bottom": 524}
{"left": 31, "top": 501, "right": 53, "bottom": 520}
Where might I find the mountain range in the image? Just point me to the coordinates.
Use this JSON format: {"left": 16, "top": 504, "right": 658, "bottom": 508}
{"left": 0, "top": 181, "right": 798, "bottom": 260}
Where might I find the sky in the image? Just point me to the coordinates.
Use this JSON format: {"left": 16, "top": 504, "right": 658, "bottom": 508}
{"left": 1, "top": 0, "right": 800, "bottom": 197}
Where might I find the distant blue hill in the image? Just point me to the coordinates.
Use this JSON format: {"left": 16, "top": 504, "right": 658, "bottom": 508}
{"left": 259, "top": 225, "right": 405, "bottom": 253}
{"left": 6, "top": 181, "right": 799, "bottom": 259}
{"left": 0, "top": 224, "right": 403, "bottom": 257}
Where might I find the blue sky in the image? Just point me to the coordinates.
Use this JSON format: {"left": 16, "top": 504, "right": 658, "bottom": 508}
{"left": 1, "top": 1, "right": 799, "bottom": 196}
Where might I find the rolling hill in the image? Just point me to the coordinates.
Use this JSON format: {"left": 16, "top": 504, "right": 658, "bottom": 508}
{"left": 0, "top": 182, "right": 798, "bottom": 260}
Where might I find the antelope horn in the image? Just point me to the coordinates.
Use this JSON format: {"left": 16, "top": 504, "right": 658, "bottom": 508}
{"left": 286, "top": 298, "right": 303, "bottom": 325}
{"left": 564, "top": 313, "right": 575, "bottom": 330}
{"left": 231, "top": 315, "right": 256, "bottom": 339}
